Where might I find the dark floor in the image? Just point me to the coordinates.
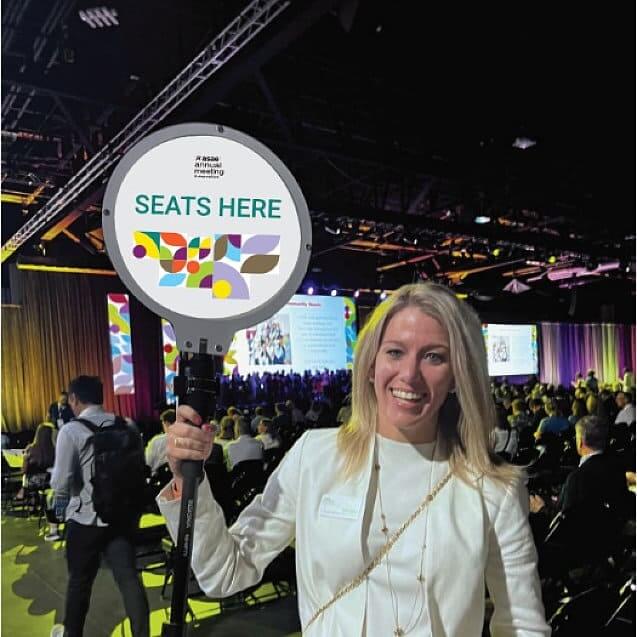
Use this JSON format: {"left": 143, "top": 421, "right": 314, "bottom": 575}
{"left": 1, "top": 512, "right": 301, "bottom": 636}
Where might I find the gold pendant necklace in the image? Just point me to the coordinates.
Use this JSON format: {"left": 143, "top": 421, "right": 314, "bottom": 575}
{"left": 375, "top": 438, "right": 438, "bottom": 637}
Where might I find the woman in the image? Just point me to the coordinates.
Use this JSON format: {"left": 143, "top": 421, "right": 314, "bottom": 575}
{"left": 568, "top": 398, "right": 587, "bottom": 426}
{"left": 19, "top": 422, "right": 55, "bottom": 495}
{"left": 159, "top": 283, "right": 549, "bottom": 636}
{"left": 215, "top": 415, "right": 235, "bottom": 450}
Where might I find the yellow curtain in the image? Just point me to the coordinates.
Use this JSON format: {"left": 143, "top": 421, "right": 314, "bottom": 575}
{"left": 2, "top": 271, "right": 127, "bottom": 431}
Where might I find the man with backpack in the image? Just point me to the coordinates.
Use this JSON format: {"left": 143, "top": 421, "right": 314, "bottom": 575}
{"left": 50, "top": 376, "right": 149, "bottom": 637}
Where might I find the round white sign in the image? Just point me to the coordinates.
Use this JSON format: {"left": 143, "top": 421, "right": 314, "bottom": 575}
{"left": 103, "top": 124, "right": 312, "bottom": 353}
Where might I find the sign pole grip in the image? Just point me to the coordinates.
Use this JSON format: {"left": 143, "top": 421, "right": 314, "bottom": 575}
{"left": 162, "top": 352, "right": 220, "bottom": 637}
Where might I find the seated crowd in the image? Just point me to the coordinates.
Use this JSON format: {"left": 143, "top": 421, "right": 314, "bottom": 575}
{"left": 2, "top": 367, "right": 635, "bottom": 633}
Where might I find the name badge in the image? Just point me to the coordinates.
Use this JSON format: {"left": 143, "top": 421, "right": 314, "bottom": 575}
{"left": 319, "top": 494, "right": 362, "bottom": 520}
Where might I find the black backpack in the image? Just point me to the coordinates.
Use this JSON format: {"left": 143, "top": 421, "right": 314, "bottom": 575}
{"left": 77, "top": 417, "right": 146, "bottom": 524}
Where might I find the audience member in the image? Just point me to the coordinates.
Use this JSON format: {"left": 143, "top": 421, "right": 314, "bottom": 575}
{"left": 615, "top": 391, "right": 636, "bottom": 425}
{"left": 226, "top": 417, "right": 263, "bottom": 471}
{"left": 568, "top": 398, "right": 587, "bottom": 426}
{"left": 272, "top": 402, "right": 291, "bottom": 440}
{"left": 493, "top": 410, "right": 518, "bottom": 459}
{"left": 17, "top": 422, "right": 55, "bottom": 501}
{"left": 145, "top": 409, "right": 176, "bottom": 474}
{"left": 286, "top": 399, "right": 305, "bottom": 427}
{"left": 585, "top": 369, "right": 599, "bottom": 393}
{"left": 535, "top": 399, "right": 570, "bottom": 440}
{"left": 250, "top": 406, "right": 265, "bottom": 435}
{"left": 529, "top": 398, "right": 547, "bottom": 430}
{"left": 531, "top": 415, "right": 631, "bottom": 524}
{"left": 622, "top": 368, "right": 635, "bottom": 394}
{"left": 216, "top": 416, "right": 236, "bottom": 450}
{"left": 256, "top": 419, "right": 281, "bottom": 450}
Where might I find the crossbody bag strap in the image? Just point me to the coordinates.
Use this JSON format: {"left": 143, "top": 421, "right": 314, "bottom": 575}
{"left": 303, "top": 470, "right": 453, "bottom": 632}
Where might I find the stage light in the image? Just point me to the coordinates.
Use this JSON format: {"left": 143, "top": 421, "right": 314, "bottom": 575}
{"left": 503, "top": 278, "right": 531, "bottom": 294}
{"left": 330, "top": 289, "right": 337, "bottom": 297}
{"left": 512, "top": 136, "right": 536, "bottom": 150}
{"left": 354, "top": 289, "right": 360, "bottom": 298}
{"left": 307, "top": 286, "right": 314, "bottom": 295}
{"left": 474, "top": 216, "right": 491, "bottom": 224}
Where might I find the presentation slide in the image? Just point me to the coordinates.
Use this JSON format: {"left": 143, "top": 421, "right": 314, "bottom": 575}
{"left": 482, "top": 323, "right": 538, "bottom": 376}
{"left": 227, "top": 294, "right": 357, "bottom": 376}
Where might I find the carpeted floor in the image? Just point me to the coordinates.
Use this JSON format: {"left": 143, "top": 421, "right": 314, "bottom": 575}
{"left": 1, "top": 512, "right": 301, "bottom": 636}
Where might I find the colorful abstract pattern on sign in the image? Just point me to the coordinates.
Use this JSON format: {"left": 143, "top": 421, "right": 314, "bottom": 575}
{"left": 107, "top": 293, "right": 135, "bottom": 395}
{"left": 161, "top": 319, "right": 179, "bottom": 405}
{"left": 132, "top": 232, "right": 280, "bottom": 299}
{"left": 343, "top": 297, "right": 357, "bottom": 370}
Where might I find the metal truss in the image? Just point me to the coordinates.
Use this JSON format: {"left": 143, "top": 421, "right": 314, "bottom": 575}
{"left": 1, "top": 0, "right": 291, "bottom": 262}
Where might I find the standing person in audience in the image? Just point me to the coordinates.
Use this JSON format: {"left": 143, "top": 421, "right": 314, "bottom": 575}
{"left": 225, "top": 417, "right": 263, "bottom": 471}
{"left": 49, "top": 391, "right": 74, "bottom": 430}
{"left": 49, "top": 376, "right": 148, "bottom": 637}
{"left": 160, "top": 282, "right": 549, "bottom": 636}
{"left": 571, "top": 372, "right": 586, "bottom": 390}
{"left": 145, "top": 409, "right": 176, "bottom": 474}
{"left": 585, "top": 369, "right": 599, "bottom": 393}
{"left": 622, "top": 368, "right": 635, "bottom": 394}
{"left": 615, "top": 392, "right": 636, "bottom": 425}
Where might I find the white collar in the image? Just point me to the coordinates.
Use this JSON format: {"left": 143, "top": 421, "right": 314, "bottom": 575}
{"left": 579, "top": 450, "right": 603, "bottom": 466}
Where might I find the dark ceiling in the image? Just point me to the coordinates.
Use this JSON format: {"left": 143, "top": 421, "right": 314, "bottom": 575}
{"left": 2, "top": 0, "right": 635, "bottom": 323}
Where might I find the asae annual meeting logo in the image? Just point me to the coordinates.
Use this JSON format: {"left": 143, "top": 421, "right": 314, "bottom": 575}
{"left": 132, "top": 231, "right": 280, "bottom": 300}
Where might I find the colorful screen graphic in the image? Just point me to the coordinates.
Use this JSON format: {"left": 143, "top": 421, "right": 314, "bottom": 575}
{"left": 162, "top": 319, "right": 179, "bottom": 406}
{"left": 162, "top": 294, "right": 358, "bottom": 384}
{"left": 228, "top": 294, "right": 357, "bottom": 375}
{"left": 482, "top": 323, "right": 538, "bottom": 376}
{"left": 107, "top": 293, "right": 135, "bottom": 394}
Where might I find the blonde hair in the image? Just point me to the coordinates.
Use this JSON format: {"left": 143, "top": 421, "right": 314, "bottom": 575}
{"left": 337, "top": 282, "right": 519, "bottom": 486}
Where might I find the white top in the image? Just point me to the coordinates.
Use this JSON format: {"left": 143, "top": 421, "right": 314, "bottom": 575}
{"left": 226, "top": 434, "right": 264, "bottom": 469}
{"left": 158, "top": 429, "right": 551, "bottom": 636}
{"left": 363, "top": 435, "right": 437, "bottom": 635}
{"left": 615, "top": 403, "right": 636, "bottom": 425}
{"left": 145, "top": 432, "right": 168, "bottom": 473}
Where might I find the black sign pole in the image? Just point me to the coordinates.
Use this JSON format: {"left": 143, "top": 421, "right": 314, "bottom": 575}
{"left": 162, "top": 347, "right": 221, "bottom": 637}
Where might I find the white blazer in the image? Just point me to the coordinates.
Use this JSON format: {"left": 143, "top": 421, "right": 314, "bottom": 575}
{"left": 158, "top": 429, "right": 550, "bottom": 636}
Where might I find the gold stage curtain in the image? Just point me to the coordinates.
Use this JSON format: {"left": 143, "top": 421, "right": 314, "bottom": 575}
{"left": 1, "top": 271, "right": 163, "bottom": 432}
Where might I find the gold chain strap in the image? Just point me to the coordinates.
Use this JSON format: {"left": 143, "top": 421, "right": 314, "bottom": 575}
{"left": 303, "top": 471, "right": 453, "bottom": 632}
